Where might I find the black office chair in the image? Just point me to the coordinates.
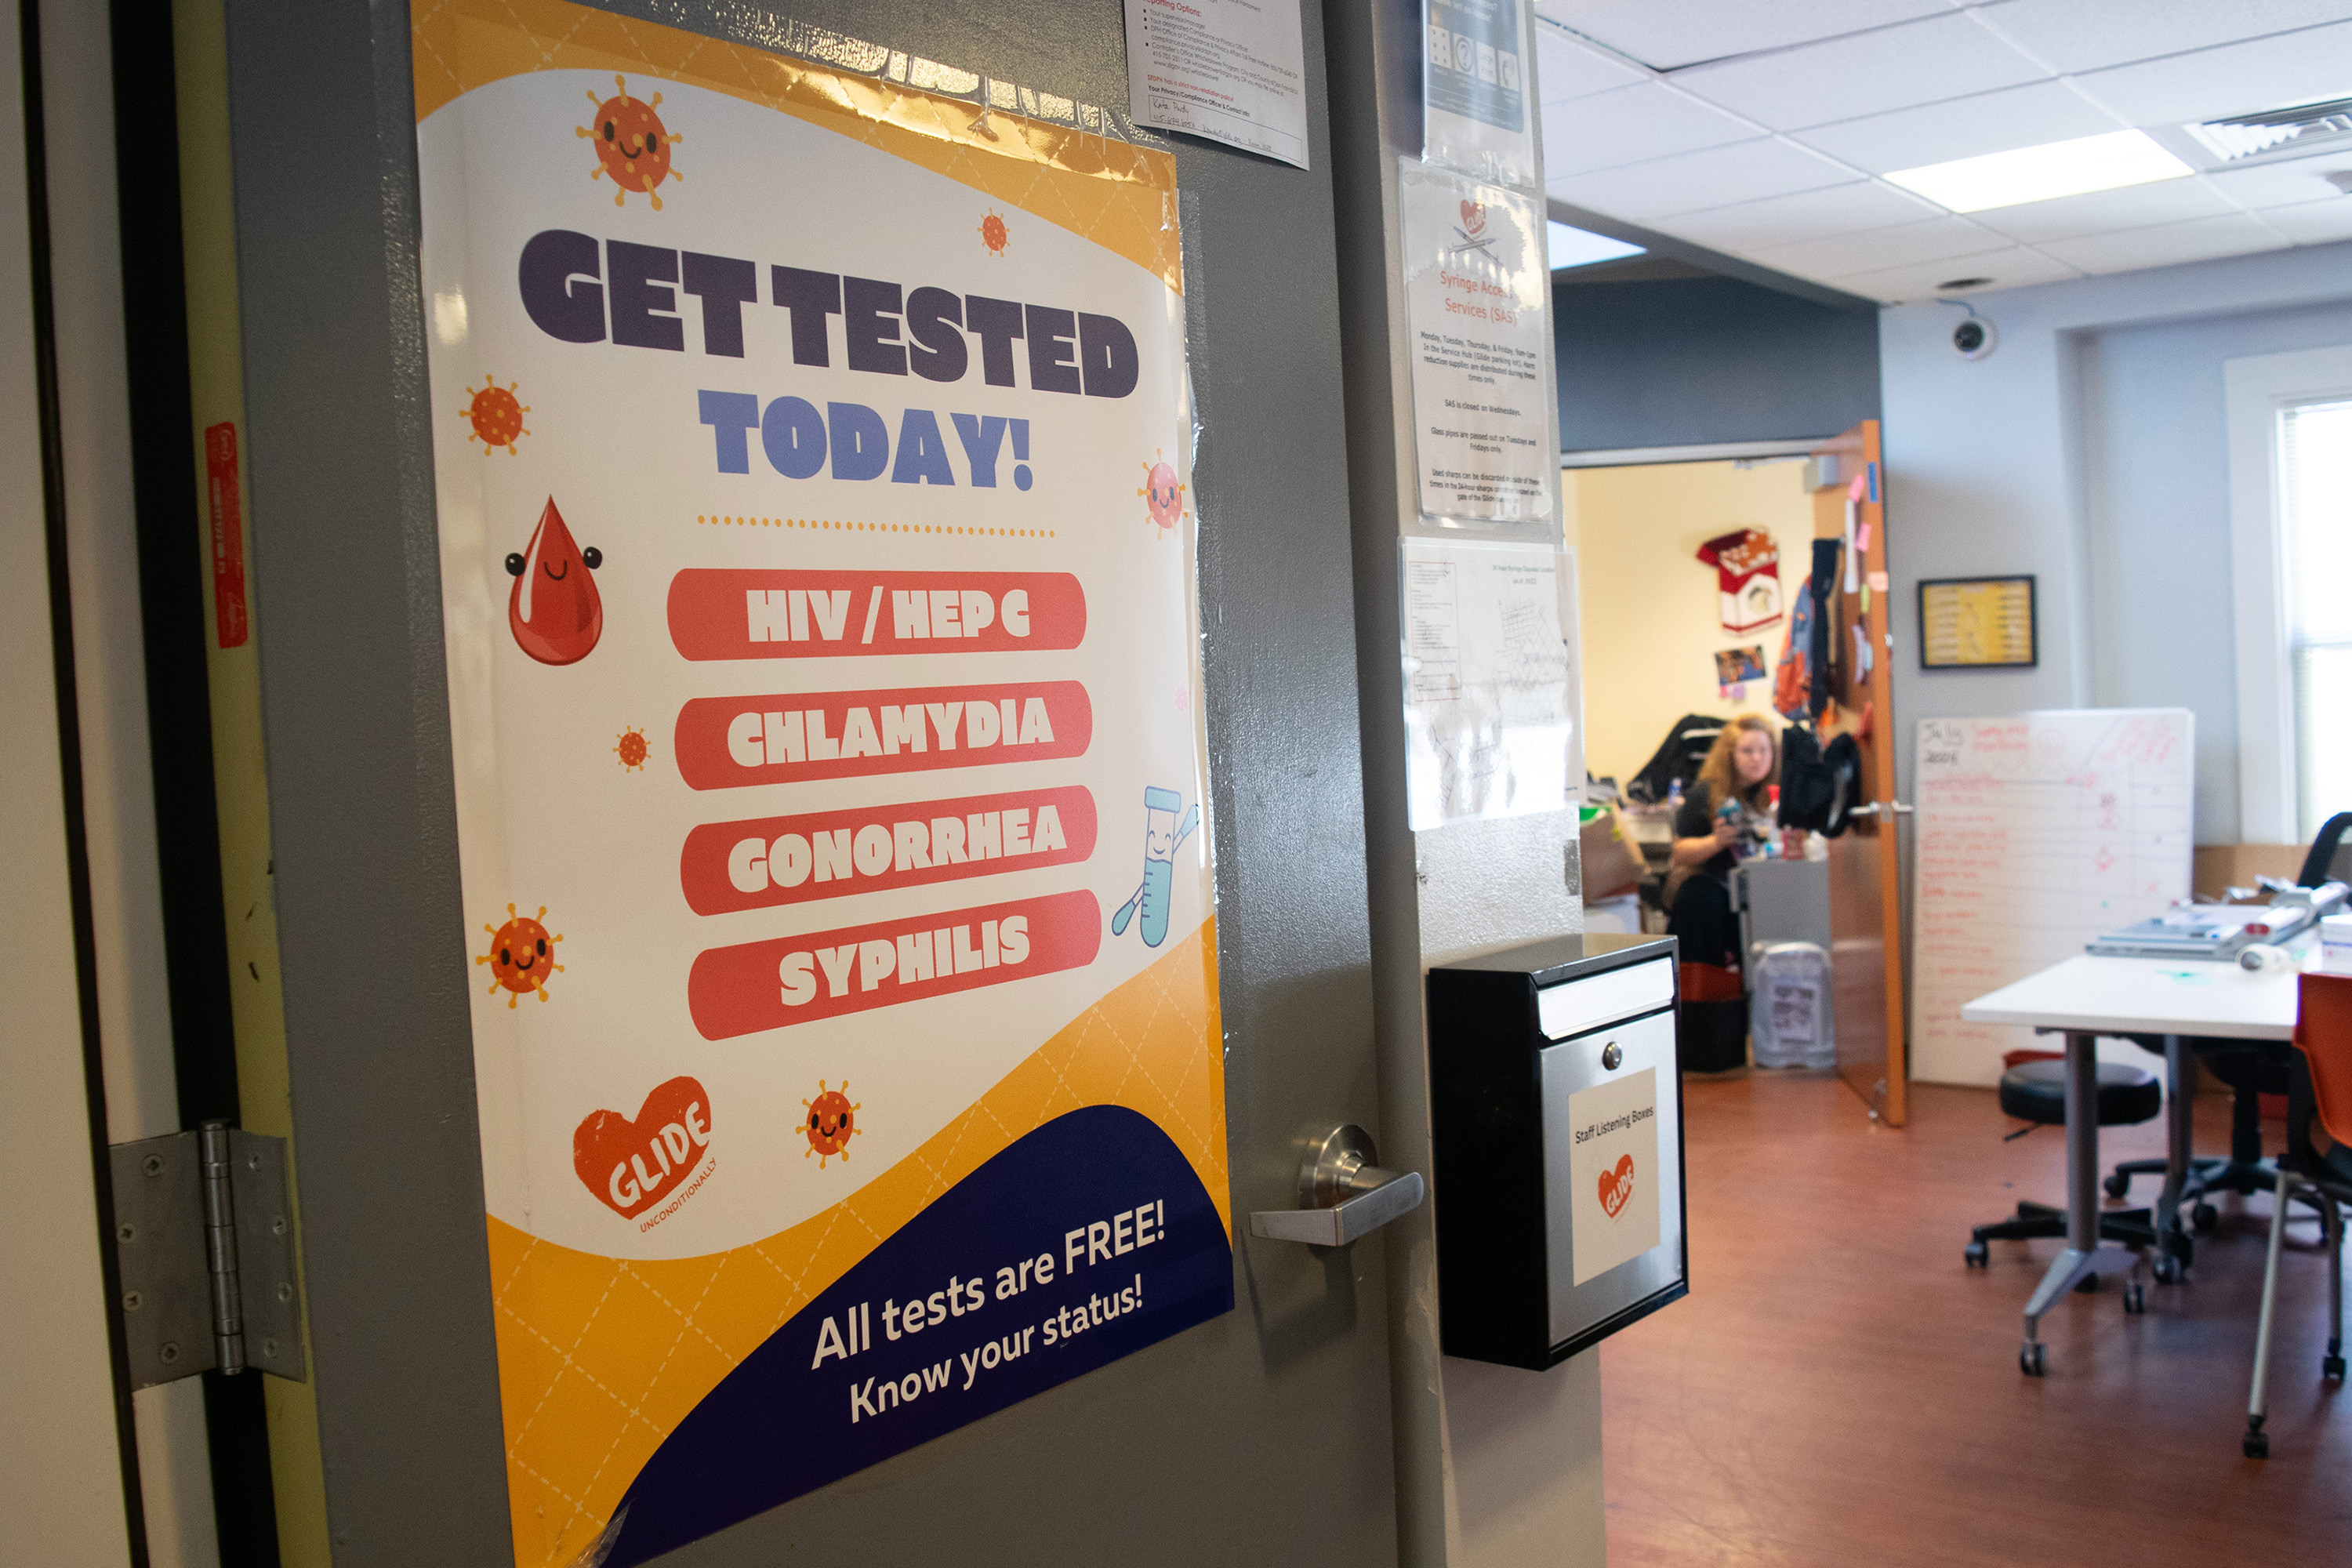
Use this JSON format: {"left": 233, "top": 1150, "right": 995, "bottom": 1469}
{"left": 2102, "top": 813, "right": 2352, "bottom": 1275}
{"left": 1965, "top": 1056, "right": 2165, "bottom": 1311}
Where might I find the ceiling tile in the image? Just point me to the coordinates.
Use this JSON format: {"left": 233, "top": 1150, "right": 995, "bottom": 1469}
{"left": 1668, "top": 13, "right": 2048, "bottom": 132}
{"left": 2036, "top": 212, "right": 2291, "bottom": 273}
{"left": 1540, "top": 81, "right": 1762, "bottom": 177}
{"left": 1653, "top": 180, "right": 1944, "bottom": 249}
{"left": 2259, "top": 201, "right": 2352, "bottom": 245}
{"left": 1744, "top": 214, "right": 2013, "bottom": 275}
{"left": 1827, "top": 245, "right": 2082, "bottom": 303}
{"left": 1531, "top": 1, "right": 1955, "bottom": 73}
{"left": 1534, "top": 27, "right": 1646, "bottom": 104}
{"left": 1972, "top": 0, "right": 2352, "bottom": 75}
{"left": 1544, "top": 137, "right": 1853, "bottom": 220}
{"left": 2206, "top": 158, "right": 2352, "bottom": 210}
{"left": 2071, "top": 21, "right": 2352, "bottom": 129}
{"left": 1793, "top": 78, "right": 2122, "bottom": 172}
{"left": 1969, "top": 176, "right": 2235, "bottom": 243}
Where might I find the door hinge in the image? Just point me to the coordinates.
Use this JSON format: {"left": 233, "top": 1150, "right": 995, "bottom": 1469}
{"left": 109, "top": 1122, "right": 307, "bottom": 1389}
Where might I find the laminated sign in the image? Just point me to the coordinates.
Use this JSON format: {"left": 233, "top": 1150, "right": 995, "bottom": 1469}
{"left": 1566, "top": 1068, "right": 1661, "bottom": 1286}
{"left": 410, "top": 3, "right": 1227, "bottom": 1562}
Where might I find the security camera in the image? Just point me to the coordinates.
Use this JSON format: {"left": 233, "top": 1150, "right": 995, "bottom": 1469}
{"left": 1951, "top": 314, "right": 1995, "bottom": 361}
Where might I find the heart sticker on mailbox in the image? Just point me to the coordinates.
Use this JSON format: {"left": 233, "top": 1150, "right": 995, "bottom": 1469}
{"left": 1598, "top": 1153, "right": 1635, "bottom": 1219}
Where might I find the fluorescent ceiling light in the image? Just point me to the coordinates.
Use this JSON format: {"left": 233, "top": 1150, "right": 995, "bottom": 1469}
{"left": 1885, "top": 129, "right": 2193, "bottom": 213}
{"left": 1548, "top": 220, "right": 1646, "bottom": 270}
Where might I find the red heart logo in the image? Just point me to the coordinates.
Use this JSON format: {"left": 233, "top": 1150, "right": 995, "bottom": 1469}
{"left": 1598, "top": 1153, "right": 1635, "bottom": 1218}
{"left": 1460, "top": 199, "right": 1486, "bottom": 234}
{"left": 574, "top": 1076, "right": 713, "bottom": 1219}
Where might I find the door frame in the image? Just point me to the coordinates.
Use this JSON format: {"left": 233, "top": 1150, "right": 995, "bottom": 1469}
{"left": 1810, "top": 420, "right": 1907, "bottom": 1126}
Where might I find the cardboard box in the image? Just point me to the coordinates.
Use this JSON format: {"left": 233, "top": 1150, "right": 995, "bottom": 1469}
{"left": 2192, "top": 844, "right": 2307, "bottom": 902}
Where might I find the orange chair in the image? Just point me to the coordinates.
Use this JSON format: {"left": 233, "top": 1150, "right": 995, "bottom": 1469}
{"left": 2245, "top": 971, "right": 2352, "bottom": 1457}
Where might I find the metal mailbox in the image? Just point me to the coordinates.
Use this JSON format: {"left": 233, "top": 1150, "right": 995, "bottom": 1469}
{"left": 1428, "top": 933, "right": 1688, "bottom": 1370}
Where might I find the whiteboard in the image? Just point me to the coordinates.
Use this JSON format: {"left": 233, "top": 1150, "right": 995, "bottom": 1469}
{"left": 1911, "top": 709, "right": 2194, "bottom": 1086}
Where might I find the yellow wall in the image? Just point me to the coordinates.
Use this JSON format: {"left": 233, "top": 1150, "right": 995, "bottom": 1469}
{"left": 1566, "top": 458, "right": 1817, "bottom": 787}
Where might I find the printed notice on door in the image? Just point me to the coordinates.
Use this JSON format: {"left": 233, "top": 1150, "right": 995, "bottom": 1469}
{"left": 1124, "top": 0, "right": 1310, "bottom": 168}
{"left": 1566, "top": 1067, "right": 1661, "bottom": 1287}
{"left": 1399, "top": 164, "right": 1552, "bottom": 523}
{"left": 1400, "top": 538, "right": 1577, "bottom": 829}
{"left": 412, "top": 2, "right": 1229, "bottom": 1563}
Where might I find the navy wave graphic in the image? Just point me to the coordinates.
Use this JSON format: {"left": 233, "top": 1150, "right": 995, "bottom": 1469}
{"left": 601, "top": 1105, "right": 1232, "bottom": 1566}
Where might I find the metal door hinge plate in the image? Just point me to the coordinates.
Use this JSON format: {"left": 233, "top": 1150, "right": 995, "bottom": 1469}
{"left": 110, "top": 1123, "right": 307, "bottom": 1388}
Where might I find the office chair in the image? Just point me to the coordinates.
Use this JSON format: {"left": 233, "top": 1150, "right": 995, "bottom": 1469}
{"left": 2104, "top": 813, "right": 2352, "bottom": 1276}
{"left": 1964, "top": 1057, "right": 2165, "bottom": 1317}
{"left": 2243, "top": 971, "right": 2352, "bottom": 1459}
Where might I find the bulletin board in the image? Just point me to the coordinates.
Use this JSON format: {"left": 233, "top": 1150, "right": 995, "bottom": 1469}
{"left": 1918, "top": 575, "right": 2036, "bottom": 669}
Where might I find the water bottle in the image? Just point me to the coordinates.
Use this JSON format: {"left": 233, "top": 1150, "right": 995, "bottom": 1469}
{"left": 1667, "top": 777, "right": 1684, "bottom": 813}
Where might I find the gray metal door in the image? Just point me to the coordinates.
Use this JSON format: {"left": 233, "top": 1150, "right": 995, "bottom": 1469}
{"left": 224, "top": 0, "right": 1396, "bottom": 1563}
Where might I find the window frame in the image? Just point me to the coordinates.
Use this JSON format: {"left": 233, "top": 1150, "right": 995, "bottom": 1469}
{"left": 2224, "top": 344, "right": 2352, "bottom": 844}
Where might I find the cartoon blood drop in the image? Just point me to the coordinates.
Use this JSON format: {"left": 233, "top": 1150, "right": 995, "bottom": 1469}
{"left": 801, "top": 1080, "right": 860, "bottom": 1168}
{"left": 576, "top": 74, "right": 683, "bottom": 210}
{"left": 477, "top": 903, "right": 564, "bottom": 1007}
{"left": 505, "top": 498, "right": 604, "bottom": 666}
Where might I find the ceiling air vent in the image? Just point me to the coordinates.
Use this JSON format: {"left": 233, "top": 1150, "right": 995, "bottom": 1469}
{"left": 2185, "top": 96, "right": 2352, "bottom": 164}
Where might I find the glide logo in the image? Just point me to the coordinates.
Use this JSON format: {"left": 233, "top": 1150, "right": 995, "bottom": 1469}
{"left": 574, "top": 1075, "right": 716, "bottom": 1223}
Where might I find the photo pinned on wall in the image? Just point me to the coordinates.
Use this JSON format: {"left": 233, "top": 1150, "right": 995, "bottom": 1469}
{"left": 1715, "top": 644, "right": 1766, "bottom": 701}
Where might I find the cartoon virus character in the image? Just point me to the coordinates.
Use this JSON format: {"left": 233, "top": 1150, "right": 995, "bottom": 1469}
{"left": 477, "top": 903, "right": 564, "bottom": 1007}
{"left": 576, "top": 74, "right": 683, "bottom": 209}
{"left": 1110, "top": 786, "right": 1200, "bottom": 948}
{"left": 978, "top": 209, "right": 1010, "bottom": 256}
{"left": 459, "top": 376, "right": 529, "bottom": 456}
{"left": 1138, "top": 449, "right": 1187, "bottom": 538}
{"left": 801, "top": 1080, "right": 861, "bottom": 1168}
{"left": 614, "top": 725, "right": 649, "bottom": 771}
{"left": 505, "top": 496, "right": 604, "bottom": 666}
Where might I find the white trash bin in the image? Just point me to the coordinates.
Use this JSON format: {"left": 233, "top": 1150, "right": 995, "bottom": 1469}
{"left": 1750, "top": 941, "right": 1835, "bottom": 1069}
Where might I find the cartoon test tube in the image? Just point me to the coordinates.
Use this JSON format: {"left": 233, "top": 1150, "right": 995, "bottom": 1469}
{"left": 1110, "top": 786, "right": 1199, "bottom": 948}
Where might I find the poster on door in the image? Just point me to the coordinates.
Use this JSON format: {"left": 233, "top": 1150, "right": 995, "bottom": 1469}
{"left": 412, "top": 4, "right": 1227, "bottom": 1563}
{"left": 1566, "top": 1068, "right": 1661, "bottom": 1286}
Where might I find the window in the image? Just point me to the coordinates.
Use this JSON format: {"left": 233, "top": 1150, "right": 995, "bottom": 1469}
{"left": 2225, "top": 346, "right": 2352, "bottom": 847}
{"left": 2280, "top": 397, "right": 2352, "bottom": 840}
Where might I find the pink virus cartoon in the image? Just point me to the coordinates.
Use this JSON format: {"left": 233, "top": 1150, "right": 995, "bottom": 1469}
{"left": 1137, "top": 449, "right": 1186, "bottom": 538}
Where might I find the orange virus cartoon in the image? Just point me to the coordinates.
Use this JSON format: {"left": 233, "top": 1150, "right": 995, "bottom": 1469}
{"left": 978, "top": 209, "right": 1010, "bottom": 256}
{"left": 801, "top": 1080, "right": 860, "bottom": 1167}
{"left": 459, "top": 376, "right": 529, "bottom": 456}
{"left": 1138, "top": 448, "right": 1187, "bottom": 537}
{"left": 477, "top": 903, "right": 564, "bottom": 1008}
{"left": 576, "top": 74, "right": 682, "bottom": 209}
{"left": 614, "top": 725, "right": 649, "bottom": 771}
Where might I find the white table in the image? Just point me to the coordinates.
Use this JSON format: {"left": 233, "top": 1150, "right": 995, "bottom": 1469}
{"left": 1961, "top": 941, "right": 2314, "bottom": 1373}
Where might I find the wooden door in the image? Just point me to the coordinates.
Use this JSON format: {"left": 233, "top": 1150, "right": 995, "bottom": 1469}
{"left": 1810, "top": 422, "right": 1907, "bottom": 1124}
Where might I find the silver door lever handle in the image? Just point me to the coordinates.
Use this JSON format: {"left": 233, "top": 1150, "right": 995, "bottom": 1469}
{"left": 1247, "top": 1123, "right": 1424, "bottom": 1247}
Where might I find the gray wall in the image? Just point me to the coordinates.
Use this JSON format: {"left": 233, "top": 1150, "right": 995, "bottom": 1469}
{"left": 1879, "top": 238, "right": 2352, "bottom": 843}
{"left": 1554, "top": 274, "right": 1880, "bottom": 454}
{"left": 2078, "top": 299, "right": 2352, "bottom": 844}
